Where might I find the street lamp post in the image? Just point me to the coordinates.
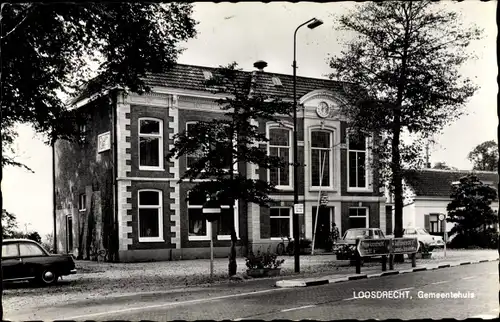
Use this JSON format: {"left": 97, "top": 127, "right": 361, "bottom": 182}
{"left": 292, "top": 17, "right": 323, "bottom": 273}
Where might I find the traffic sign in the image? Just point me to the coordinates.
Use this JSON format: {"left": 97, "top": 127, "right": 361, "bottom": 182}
{"left": 438, "top": 214, "right": 445, "bottom": 221}
{"left": 391, "top": 238, "right": 418, "bottom": 254}
{"left": 294, "top": 203, "right": 304, "bottom": 215}
{"left": 357, "top": 239, "right": 390, "bottom": 257}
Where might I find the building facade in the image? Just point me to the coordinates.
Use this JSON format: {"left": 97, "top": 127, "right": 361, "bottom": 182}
{"left": 54, "top": 62, "right": 387, "bottom": 262}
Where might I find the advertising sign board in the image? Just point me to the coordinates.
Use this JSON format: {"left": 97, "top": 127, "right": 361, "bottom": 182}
{"left": 391, "top": 238, "right": 418, "bottom": 254}
{"left": 357, "top": 239, "right": 390, "bottom": 257}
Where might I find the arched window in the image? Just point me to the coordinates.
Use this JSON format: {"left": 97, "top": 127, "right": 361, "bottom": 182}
{"left": 347, "top": 132, "right": 368, "bottom": 189}
{"left": 138, "top": 190, "right": 163, "bottom": 242}
{"left": 310, "top": 129, "right": 333, "bottom": 187}
{"left": 268, "top": 125, "right": 293, "bottom": 189}
{"left": 138, "top": 118, "right": 163, "bottom": 170}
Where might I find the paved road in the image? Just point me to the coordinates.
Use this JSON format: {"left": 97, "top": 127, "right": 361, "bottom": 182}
{"left": 7, "top": 261, "right": 499, "bottom": 321}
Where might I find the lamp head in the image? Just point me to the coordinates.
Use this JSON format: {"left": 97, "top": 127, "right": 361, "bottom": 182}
{"left": 307, "top": 18, "right": 324, "bottom": 29}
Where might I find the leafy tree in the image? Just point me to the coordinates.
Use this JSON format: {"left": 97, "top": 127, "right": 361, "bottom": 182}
{"left": 327, "top": 1, "right": 481, "bottom": 251}
{"left": 1, "top": 4, "right": 197, "bottom": 316}
{"left": 467, "top": 140, "right": 498, "bottom": 171}
{"left": 446, "top": 175, "right": 498, "bottom": 248}
{"left": 1, "top": 2, "right": 197, "bottom": 169}
{"left": 432, "top": 162, "right": 457, "bottom": 170}
{"left": 168, "top": 62, "right": 294, "bottom": 276}
{"left": 1, "top": 209, "right": 18, "bottom": 239}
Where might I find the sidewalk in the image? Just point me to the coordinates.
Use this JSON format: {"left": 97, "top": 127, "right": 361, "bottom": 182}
{"left": 275, "top": 249, "right": 499, "bottom": 288}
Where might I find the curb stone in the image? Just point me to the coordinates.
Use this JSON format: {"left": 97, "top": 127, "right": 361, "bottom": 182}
{"left": 275, "top": 257, "right": 499, "bottom": 288}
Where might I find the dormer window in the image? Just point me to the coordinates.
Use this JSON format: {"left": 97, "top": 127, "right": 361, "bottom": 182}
{"left": 272, "top": 76, "right": 282, "bottom": 86}
{"left": 203, "top": 71, "right": 213, "bottom": 80}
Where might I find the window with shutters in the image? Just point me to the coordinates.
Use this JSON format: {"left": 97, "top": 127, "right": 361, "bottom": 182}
{"left": 428, "top": 213, "right": 445, "bottom": 233}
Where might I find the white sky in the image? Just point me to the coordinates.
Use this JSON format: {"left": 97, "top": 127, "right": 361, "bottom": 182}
{"left": 2, "top": 1, "right": 497, "bottom": 236}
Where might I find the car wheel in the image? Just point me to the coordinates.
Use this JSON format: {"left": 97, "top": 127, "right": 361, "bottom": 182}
{"left": 38, "top": 268, "right": 59, "bottom": 286}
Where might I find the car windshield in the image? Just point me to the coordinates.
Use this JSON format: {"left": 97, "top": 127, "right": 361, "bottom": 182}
{"left": 344, "top": 229, "right": 370, "bottom": 239}
{"left": 417, "top": 228, "right": 429, "bottom": 235}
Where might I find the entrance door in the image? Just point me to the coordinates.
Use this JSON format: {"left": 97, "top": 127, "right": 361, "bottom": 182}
{"left": 66, "top": 215, "right": 73, "bottom": 254}
{"left": 312, "top": 207, "right": 331, "bottom": 249}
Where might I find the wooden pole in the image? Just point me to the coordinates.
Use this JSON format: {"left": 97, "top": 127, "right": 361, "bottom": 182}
{"left": 311, "top": 149, "right": 328, "bottom": 255}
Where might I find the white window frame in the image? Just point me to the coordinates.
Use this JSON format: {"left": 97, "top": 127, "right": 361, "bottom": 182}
{"left": 269, "top": 207, "right": 293, "bottom": 240}
{"left": 429, "top": 214, "right": 442, "bottom": 233}
{"left": 187, "top": 192, "right": 210, "bottom": 241}
{"left": 66, "top": 215, "right": 73, "bottom": 253}
{"left": 347, "top": 132, "right": 370, "bottom": 192}
{"left": 187, "top": 191, "right": 239, "bottom": 241}
{"left": 267, "top": 123, "right": 293, "bottom": 190}
{"left": 138, "top": 189, "right": 164, "bottom": 243}
{"left": 185, "top": 121, "right": 237, "bottom": 176}
{"left": 348, "top": 207, "right": 369, "bottom": 229}
{"left": 78, "top": 194, "right": 86, "bottom": 211}
{"left": 217, "top": 201, "right": 239, "bottom": 241}
{"left": 310, "top": 129, "right": 334, "bottom": 190}
{"left": 138, "top": 118, "right": 164, "bottom": 171}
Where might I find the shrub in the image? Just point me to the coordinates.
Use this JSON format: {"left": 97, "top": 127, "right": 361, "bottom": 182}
{"left": 245, "top": 247, "right": 285, "bottom": 270}
{"left": 448, "top": 229, "right": 499, "bottom": 249}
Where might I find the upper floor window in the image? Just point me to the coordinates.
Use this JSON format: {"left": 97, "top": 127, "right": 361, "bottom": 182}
{"left": 268, "top": 126, "right": 292, "bottom": 188}
{"left": 78, "top": 193, "right": 86, "bottom": 211}
{"left": 311, "top": 130, "right": 332, "bottom": 187}
{"left": 138, "top": 190, "right": 163, "bottom": 242}
{"left": 348, "top": 132, "right": 367, "bottom": 189}
{"left": 185, "top": 122, "right": 233, "bottom": 171}
{"left": 139, "top": 118, "right": 163, "bottom": 170}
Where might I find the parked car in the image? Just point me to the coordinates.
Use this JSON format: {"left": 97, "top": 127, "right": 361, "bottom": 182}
{"left": 1, "top": 239, "right": 76, "bottom": 285}
{"left": 387, "top": 227, "right": 445, "bottom": 252}
{"left": 333, "top": 228, "right": 386, "bottom": 260}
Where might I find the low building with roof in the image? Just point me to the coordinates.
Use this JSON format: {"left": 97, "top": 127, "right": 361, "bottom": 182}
{"left": 384, "top": 168, "right": 499, "bottom": 236}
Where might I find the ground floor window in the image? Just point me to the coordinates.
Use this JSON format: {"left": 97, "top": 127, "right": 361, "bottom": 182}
{"left": 348, "top": 207, "right": 368, "bottom": 229}
{"left": 187, "top": 191, "right": 238, "bottom": 241}
{"left": 138, "top": 190, "right": 163, "bottom": 242}
{"left": 66, "top": 215, "right": 73, "bottom": 253}
{"left": 270, "top": 207, "right": 291, "bottom": 238}
{"left": 429, "top": 214, "right": 442, "bottom": 233}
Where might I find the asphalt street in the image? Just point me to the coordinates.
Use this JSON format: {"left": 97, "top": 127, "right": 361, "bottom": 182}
{"left": 7, "top": 261, "right": 499, "bottom": 321}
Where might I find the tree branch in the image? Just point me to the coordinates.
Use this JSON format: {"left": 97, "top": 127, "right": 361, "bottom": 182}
{"left": 1, "top": 4, "right": 35, "bottom": 41}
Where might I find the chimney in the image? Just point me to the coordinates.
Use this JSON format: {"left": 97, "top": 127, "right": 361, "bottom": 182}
{"left": 253, "top": 60, "right": 268, "bottom": 72}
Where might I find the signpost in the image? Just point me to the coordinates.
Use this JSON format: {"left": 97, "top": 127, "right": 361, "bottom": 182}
{"left": 203, "top": 199, "right": 221, "bottom": 280}
{"left": 354, "top": 237, "right": 418, "bottom": 273}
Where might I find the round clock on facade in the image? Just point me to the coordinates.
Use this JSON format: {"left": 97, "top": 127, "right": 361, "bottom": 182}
{"left": 316, "top": 101, "right": 330, "bottom": 118}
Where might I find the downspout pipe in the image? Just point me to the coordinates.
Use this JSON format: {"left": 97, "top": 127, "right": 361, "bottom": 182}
{"left": 52, "top": 140, "right": 58, "bottom": 253}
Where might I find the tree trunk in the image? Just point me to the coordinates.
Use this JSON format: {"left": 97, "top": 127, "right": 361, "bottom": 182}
{"left": 393, "top": 1, "right": 412, "bottom": 263}
{"left": 229, "top": 229, "right": 237, "bottom": 276}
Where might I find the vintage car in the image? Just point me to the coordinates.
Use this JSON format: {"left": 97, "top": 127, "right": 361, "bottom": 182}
{"left": 387, "top": 227, "right": 445, "bottom": 252}
{"left": 333, "top": 228, "right": 386, "bottom": 260}
{"left": 1, "top": 239, "right": 76, "bottom": 285}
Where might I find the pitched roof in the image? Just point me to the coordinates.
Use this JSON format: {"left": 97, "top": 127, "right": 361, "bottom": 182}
{"left": 405, "top": 168, "right": 499, "bottom": 197}
{"left": 70, "top": 63, "right": 349, "bottom": 105}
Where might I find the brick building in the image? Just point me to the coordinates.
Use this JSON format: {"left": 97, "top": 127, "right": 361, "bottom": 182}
{"left": 54, "top": 62, "right": 387, "bottom": 262}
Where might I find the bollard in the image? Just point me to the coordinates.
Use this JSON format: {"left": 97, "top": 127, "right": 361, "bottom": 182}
{"left": 411, "top": 252, "right": 416, "bottom": 268}
{"left": 382, "top": 255, "right": 387, "bottom": 272}
{"left": 389, "top": 253, "right": 394, "bottom": 270}
{"left": 355, "top": 238, "right": 361, "bottom": 274}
